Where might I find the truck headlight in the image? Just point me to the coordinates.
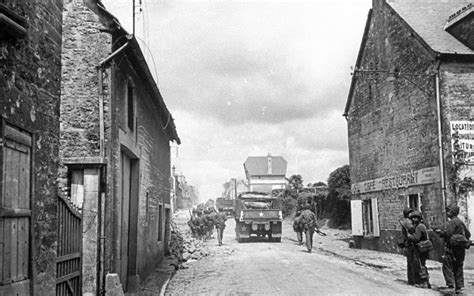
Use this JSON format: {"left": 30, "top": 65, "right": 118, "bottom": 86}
{"left": 252, "top": 224, "right": 258, "bottom": 231}
{"left": 264, "top": 223, "right": 270, "bottom": 231}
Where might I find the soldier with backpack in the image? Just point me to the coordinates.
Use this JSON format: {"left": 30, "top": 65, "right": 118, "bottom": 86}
{"left": 435, "top": 204, "right": 472, "bottom": 294}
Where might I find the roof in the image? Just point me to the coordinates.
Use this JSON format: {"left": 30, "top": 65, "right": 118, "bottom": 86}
{"left": 388, "top": 0, "right": 474, "bottom": 55}
{"left": 343, "top": 0, "right": 474, "bottom": 117}
{"left": 244, "top": 155, "right": 287, "bottom": 176}
{"left": 89, "top": 0, "right": 181, "bottom": 144}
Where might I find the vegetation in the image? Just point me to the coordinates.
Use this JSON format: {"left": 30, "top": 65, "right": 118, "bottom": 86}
{"left": 279, "top": 165, "right": 352, "bottom": 229}
{"left": 326, "top": 165, "right": 351, "bottom": 228}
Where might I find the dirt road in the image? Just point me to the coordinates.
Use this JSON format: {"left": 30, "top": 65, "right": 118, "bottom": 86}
{"left": 165, "top": 216, "right": 437, "bottom": 295}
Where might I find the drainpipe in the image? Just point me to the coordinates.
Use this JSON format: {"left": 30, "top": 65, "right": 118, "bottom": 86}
{"left": 97, "top": 41, "right": 130, "bottom": 157}
{"left": 435, "top": 60, "right": 447, "bottom": 227}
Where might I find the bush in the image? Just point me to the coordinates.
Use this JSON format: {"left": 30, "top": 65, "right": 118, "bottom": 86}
{"left": 281, "top": 197, "right": 297, "bottom": 218}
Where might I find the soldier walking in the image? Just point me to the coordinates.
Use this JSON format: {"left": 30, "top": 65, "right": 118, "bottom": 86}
{"left": 293, "top": 210, "right": 304, "bottom": 244}
{"left": 299, "top": 206, "right": 318, "bottom": 253}
{"left": 214, "top": 210, "right": 227, "bottom": 246}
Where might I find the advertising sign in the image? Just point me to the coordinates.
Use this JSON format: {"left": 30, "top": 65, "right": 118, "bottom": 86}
{"left": 451, "top": 121, "right": 474, "bottom": 164}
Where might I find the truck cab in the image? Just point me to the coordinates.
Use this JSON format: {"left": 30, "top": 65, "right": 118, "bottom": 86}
{"left": 234, "top": 192, "right": 282, "bottom": 242}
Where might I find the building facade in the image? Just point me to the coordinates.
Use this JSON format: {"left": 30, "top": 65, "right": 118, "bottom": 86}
{"left": 60, "top": 0, "right": 180, "bottom": 293}
{"left": 244, "top": 154, "right": 287, "bottom": 193}
{"left": 0, "top": 1, "right": 63, "bottom": 295}
{"left": 344, "top": 0, "right": 474, "bottom": 256}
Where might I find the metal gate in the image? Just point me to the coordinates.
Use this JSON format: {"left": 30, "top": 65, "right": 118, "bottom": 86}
{"left": 56, "top": 195, "right": 82, "bottom": 295}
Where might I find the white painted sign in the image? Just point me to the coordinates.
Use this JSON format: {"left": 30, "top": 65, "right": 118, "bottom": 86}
{"left": 351, "top": 166, "right": 440, "bottom": 194}
{"left": 451, "top": 120, "right": 474, "bottom": 164}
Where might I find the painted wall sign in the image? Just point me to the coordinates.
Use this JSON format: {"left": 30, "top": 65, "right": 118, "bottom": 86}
{"left": 351, "top": 166, "right": 440, "bottom": 194}
{"left": 450, "top": 120, "right": 474, "bottom": 164}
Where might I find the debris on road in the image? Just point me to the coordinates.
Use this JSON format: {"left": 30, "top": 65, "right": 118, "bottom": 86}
{"left": 168, "top": 219, "right": 210, "bottom": 266}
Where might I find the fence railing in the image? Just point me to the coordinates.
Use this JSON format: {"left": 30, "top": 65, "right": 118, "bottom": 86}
{"left": 56, "top": 195, "right": 82, "bottom": 296}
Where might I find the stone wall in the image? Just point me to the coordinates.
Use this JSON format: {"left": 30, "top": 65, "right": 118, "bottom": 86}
{"left": 0, "top": 0, "right": 63, "bottom": 294}
{"left": 347, "top": 0, "right": 440, "bottom": 215}
{"left": 110, "top": 54, "right": 172, "bottom": 283}
{"left": 346, "top": 1, "right": 447, "bottom": 254}
{"left": 59, "top": 0, "right": 112, "bottom": 166}
{"left": 439, "top": 61, "right": 474, "bottom": 219}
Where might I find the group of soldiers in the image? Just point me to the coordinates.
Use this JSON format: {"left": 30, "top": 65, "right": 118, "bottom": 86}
{"left": 399, "top": 204, "right": 471, "bottom": 293}
{"left": 188, "top": 207, "right": 227, "bottom": 246}
{"left": 293, "top": 195, "right": 320, "bottom": 253}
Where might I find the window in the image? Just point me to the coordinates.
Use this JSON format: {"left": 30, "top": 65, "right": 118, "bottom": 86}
{"left": 408, "top": 194, "right": 421, "bottom": 211}
{"left": 145, "top": 191, "right": 150, "bottom": 224}
{"left": 158, "top": 204, "right": 163, "bottom": 242}
{"left": 363, "top": 200, "right": 373, "bottom": 234}
{"left": 351, "top": 198, "right": 379, "bottom": 237}
{"left": 70, "top": 169, "right": 84, "bottom": 208}
{"left": 127, "top": 83, "right": 134, "bottom": 131}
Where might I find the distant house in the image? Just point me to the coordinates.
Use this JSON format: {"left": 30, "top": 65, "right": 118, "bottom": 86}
{"left": 0, "top": 1, "right": 63, "bottom": 294}
{"left": 222, "top": 178, "right": 248, "bottom": 199}
{"left": 344, "top": 0, "right": 473, "bottom": 255}
{"left": 60, "top": 0, "right": 180, "bottom": 293}
{"left": 244, "top": 154, "right": 287, "bottom": 193}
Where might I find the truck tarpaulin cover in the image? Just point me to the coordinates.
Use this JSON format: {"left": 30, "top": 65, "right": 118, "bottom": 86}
{"left": 238, "top": 192, "right": 274, "bottom": 200}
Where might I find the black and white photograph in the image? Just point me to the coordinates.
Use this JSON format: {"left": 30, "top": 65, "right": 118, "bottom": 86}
{"left": 0, "top": 0, "right": 473, "bottom": 295}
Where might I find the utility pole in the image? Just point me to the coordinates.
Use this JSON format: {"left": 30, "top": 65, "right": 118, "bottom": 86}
{"left": 132, "top": 0, "right": 135, "bottom": 35}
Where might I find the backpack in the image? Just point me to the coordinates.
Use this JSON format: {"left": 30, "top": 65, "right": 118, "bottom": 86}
{"left": 449, "top": 223, "right": 471, "bottom": 249}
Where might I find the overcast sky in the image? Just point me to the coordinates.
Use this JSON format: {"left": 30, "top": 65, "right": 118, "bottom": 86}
{"left": 102, "top": 0, "right": 372, "bottom": 201}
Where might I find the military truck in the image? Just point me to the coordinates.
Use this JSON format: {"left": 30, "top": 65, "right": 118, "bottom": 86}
{"left": 234, "top": 192, "right": 282, "bottom": 242}
{"left": 216, "top": 197, "right": 235, "bottom": 217}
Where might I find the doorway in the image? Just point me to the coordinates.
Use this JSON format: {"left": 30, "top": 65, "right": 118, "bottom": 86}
{"left": 120, "top": 151, "right": 139, "bottom": 291}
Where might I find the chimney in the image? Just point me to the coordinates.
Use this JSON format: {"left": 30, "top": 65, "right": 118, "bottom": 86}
{"left": 445, "top": 3, "right": 474, "bottom": 50}
{"left": 267, "top": 153, "right": 273, "bottom": 175}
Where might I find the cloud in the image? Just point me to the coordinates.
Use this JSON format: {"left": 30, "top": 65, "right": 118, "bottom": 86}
{"left": 139, "top": 1, "right": 370, "bottom": 126}
{"left": 102, "top": 0, "right": 371, "bottom": 199}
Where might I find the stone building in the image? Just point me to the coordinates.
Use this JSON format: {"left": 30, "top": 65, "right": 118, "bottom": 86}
{"left": 344, "top": 0, "right": 474, "bottom": 256}
{"left": 60, "top": 0, "right": 180, "bottom": 294}
{"left": 244, "top": 154, "right": 287, "bottom": 193}
{"left": 0, "top": 1, "right": 63, "bottom": 295}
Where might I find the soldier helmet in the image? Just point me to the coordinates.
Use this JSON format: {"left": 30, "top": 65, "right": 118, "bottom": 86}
{"left": 409, "top": 210, "right": 422, "bottom": 219}
{"left": 403, "top": 207, "right": 413, "bottom": 218}
{"left": 446, "top": 204, "right": 460, "bottom": 216}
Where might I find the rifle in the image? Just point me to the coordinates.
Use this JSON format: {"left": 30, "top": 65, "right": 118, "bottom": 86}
{"left": 315, "top": 229, "right": 327, "bottom": 236}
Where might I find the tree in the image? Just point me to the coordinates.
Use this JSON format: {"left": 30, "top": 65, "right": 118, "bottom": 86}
{"left": 287, "top": 174, "right": 303, "bottom": 192}
{"left": 326, "top": 165, "right": 351, "bottom": 228}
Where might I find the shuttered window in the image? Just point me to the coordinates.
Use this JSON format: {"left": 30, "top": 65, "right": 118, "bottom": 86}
{"left": 351, "top": 200, "right": 363, "bottom": 236}
{"left": 351, "top": 198, "right": 380, "bottom": 237}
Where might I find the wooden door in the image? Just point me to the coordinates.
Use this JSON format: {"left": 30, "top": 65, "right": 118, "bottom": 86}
{"left": 0, "top": 124, "right": 32, "bottom": 295}
{"left": 120, "top": 153, "right": 131, "bottom": 291}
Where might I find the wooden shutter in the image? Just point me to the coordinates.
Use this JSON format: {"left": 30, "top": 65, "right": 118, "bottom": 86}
{"left": 351, "top": 200, "right": 363, "bottom": 236}
{"left": 371, "top": 198, "right": 380, "bottom": 237}
{"left": 0, "top": 124, "right": 32, "bottom": 295}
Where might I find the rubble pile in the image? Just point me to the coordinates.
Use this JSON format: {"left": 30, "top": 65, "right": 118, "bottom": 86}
{"left": 181, "top": 233, "right": 210, "bottom": 262}
{"left": 169, "top": 221, "right": 185, "bottom": 263}
{"left": 168, "top": 220, "right": 210, "bottom": 264}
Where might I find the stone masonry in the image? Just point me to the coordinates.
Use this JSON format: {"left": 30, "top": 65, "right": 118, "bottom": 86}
{"left": 0, "top": 0, "right": 63, "bottom": 294}
{"left": 345, "top": 0, "right": 474, "bottom": 256}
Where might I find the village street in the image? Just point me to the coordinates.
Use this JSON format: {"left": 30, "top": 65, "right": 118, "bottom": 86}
{"left": 149, "top": 211, "right": 474, "bottom": 296}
